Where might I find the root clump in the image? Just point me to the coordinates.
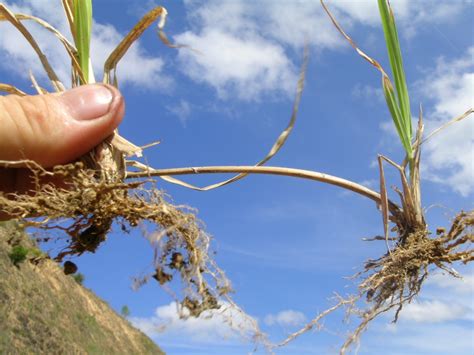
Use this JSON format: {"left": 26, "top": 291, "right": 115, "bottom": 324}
{"left": 339, "top": 210, "right": 473, "bottom": 353}
{"left": 275, "top": 210, "right": 473, "bottom": 354}
{"left": 0, "top": 161, "right": 229, "bottom": 316}
{"left": 362, "top": 211, "right": 473, "bottom": 313}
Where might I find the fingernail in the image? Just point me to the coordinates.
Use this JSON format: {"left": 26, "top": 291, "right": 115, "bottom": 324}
{"left": 59, "top": 84, "right": 114, "bottom": 121}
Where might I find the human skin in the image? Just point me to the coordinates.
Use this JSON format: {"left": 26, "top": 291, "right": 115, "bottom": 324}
{"left": 0, "top": 84, "right": 124, "bottom": 221}
{"left": 0, "top": 84, "right": 124, "bottom": 194}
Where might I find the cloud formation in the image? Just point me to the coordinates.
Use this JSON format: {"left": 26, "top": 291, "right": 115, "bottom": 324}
{"left": 419, "top": 47, "right": 474, "bottom": 196}
{"left": 176, "top": 28, "right": 297, "bottom": 100}
{"left": 175, "top": 0, "right": 471, "bottom": 102}
{"left": 174, "top": 0, "right": 348, "bottom": 101}
{"left": 131, "top": 301, "right": 257, "bottom": 345}
{"left": 0, "top": 0, "right": 170, "bottom": 90}
{"left": 400, "top": 300, "right": 471, "bottom": 323}
{"left": 166, "top": 99, "right": 192, "bottom": 127}
{"left": 264, "top": 309, "right": 306, "bottom": 327}
{"left": 366, "top": 271, "right": 474, "bottom": 354}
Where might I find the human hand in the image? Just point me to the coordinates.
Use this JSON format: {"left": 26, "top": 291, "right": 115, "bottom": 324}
{"left": 0, "top": 84, "right": 124, "bottom": 194}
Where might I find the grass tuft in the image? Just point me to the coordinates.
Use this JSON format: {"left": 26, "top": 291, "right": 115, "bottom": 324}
{"left": 8, "top": 245, "right": 29, "bottom": 266}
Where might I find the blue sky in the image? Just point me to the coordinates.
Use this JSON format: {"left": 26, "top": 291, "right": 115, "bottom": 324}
{"left": 1, "top": 0, "right": 473, "bottom": 354}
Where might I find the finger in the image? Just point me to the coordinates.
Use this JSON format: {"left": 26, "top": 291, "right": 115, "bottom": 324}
{"left": 0, "top": 84, "right": 124, "bottom": 167}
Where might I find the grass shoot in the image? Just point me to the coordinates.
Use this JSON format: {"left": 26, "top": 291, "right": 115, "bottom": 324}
{"left": 72, "top": 0, "right": 93, "bottom": 84}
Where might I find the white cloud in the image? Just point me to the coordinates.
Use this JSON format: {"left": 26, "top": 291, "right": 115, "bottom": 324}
{"left": 418, "top": 47, "right": 474, "bottom": 196}
{"left": 329, "top": 0, "right": 466, "bottom": 36}
{"left": 395, "top": 324, "right": 474, "bottom": 354}
{"left": 166, "top": 99, "right": 192, "bottom": 127}
{"left": 427, "top": 272, "right": 474, "bottom": 295}
{"left": 261, "top": 1, "right": 345, "bottom": 50}
{"left": 184, "top": 0, "right": 345, "bottom": 50}
{"left": 131, "top": 301, "right": 257, "bottom": 345}
{"left": 399, "top": 300, "right": 470, "bottom": 323}
{"left": 378, "top": 47, "right": 473, "bottom": 196}
{"left": 264, "top": 310, "right": 306, "bottom": 327}
{"left": 175, "top": 1, "right": 472, "bottom": 102}
{"left": 4, "top": 1, "right": 470, "bottom": 102}
{"left": 401, "top": 1, "right": 468, "bottom": 39}
{"left": 0, "top": 1, "right": 71, "bottom": 87}
{"left": 328, "top": 0, "right": 395, "bottom": 26}
{"left": 175, "top": 0, "right": 348, "bottom": 101}
{"left": 368, "top": 323, "right": 474, "bottom": 355}
{"left": 0, "top": 0, "right": 170, "bottom": 90}
{"left": 390, "top": 272, "right": 474, "bottom": 324}
{"left": 366, "top": 271, "right": 474, "bottom": 354}
{"left": 176, "top": 29, "right": 296, "bottom": 101}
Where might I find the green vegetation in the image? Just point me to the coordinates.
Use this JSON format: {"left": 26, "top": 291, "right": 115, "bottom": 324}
{"left": 8, "top": 244, "right": 46, "bottom": 266}
{"left": 378, "top": 0, "right": 413, "bottom": 163}
{"left": 121, "top": 305, "right": 130, "bottom": 318}
{"left": 72, "top": 272, "right": 85, "bottom": 285}
{"left": 72, "top": 0, "right": 93, "bottom": 83}
{"left": 8, "top": 245, "right": 29, "bottom": 266}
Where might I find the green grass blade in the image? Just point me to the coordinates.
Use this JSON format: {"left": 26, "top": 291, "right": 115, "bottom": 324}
{"left": 382, "top": 75, "right": 413, "bottom": 157}
{"left": 378, "top": 0, "right": 412, "bottom": 157}
{"left": 73, "top": 0, "right": 92, "bottom": 83}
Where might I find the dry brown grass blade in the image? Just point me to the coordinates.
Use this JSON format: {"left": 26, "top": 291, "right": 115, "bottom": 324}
{"left": 411, "top": 105, "right": 424, "bottom": 218}
{"left": 0, "top": 4, "right": 64, "bottom": 92}
{"left": 157, "top": 30, "right": 176, "bottom": 48}
{"left": 126, "top": 165, "right": 401, "bottom": 214}
{"left": 0, "top": 83, "right": 26, "bottom": 96}
{"left": 110, "top": 134, "right": 143, "bottom": 158}
{"left": 17, "top": 12, "right": 82, "bottom": 85}
{"left": 0, "top": 10, "right": 84, "bottom": 85}
{"left": 29, "top": 70, "right": 48, "bottom": 95}
{"left": 103, "top": 6, "right": 168, "bottom": 84}
{"left": 412, "top": 104, "right": 424, "bottom": 155}
{"left": 154, "top": 48, "right": 309, "bottom": 191}
{"left": 100, "top": 6, "right": 169, "bottom": 158}
{"left": 422, "top": 108, "right": 473, "bottom": 144}
{"left": 156, "top": 26, "right": 196, "bottom": 53}
{"left": 377, "top": 155, "right": 391, "bottom": 254}
{"left": 0, "top": 12, "right": 76, "bottom": 52}
{"left": 139, "top": 141, "right": 161, "bottom": 150}
{"left": 378, "top": 154, "right": 419, "bottom": 224}
{"left": 60, "top": 0, "right": 75, "bottom": 42}
{"left": 320, "top": 0, "right": 389, "bottom": 78}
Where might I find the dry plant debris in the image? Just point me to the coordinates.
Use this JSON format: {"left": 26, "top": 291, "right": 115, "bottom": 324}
{"left": 0, "top": 160, "right": 229, "bottom": 316}
{"left": 0, "top": 1, "right": 473, "bottom": 354}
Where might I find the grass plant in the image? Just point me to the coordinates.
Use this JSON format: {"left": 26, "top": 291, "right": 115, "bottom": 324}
{"left": 0, "top": 0, "right": 472, "bottom": 353}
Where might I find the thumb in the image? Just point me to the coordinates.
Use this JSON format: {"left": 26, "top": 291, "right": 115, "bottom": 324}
{"left": 0, "top": 84, "right": 124, "bottom": 167}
